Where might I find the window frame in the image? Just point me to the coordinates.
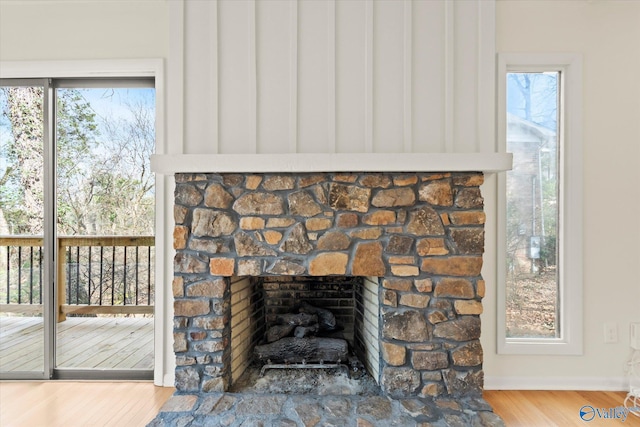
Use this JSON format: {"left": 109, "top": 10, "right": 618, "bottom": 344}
{"left": 497, "top": 53, "right": 583, "bottom": 355}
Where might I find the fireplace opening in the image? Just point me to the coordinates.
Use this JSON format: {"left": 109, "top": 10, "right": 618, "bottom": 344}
{"left": 229, "top": 275, "right": 381, "bottom": 395}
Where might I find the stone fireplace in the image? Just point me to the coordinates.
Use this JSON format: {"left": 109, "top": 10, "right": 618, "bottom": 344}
{"left": 171, "top": 171, "right": 487, "bottom": 400}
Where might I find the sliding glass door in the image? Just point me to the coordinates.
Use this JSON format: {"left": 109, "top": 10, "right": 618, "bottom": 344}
{"left": 0, "top": 79, "right": 155, "bottom": 379}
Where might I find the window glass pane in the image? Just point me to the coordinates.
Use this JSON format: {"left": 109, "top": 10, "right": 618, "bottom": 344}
{"left": 505, "top": 72, "right": 560, "bottom": 339}
{"left": 0, "top": 85, "right": 46, "bottom": 373}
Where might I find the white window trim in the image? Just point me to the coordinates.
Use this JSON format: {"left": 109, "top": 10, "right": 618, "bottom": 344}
{"left": 0, "top": 59, "right": 169, "bottom": 382}
{"left": 497, "top": 53, "right": 583, "bottom": 355}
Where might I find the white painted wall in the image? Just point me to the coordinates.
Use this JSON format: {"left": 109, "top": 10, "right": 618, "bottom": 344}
{"left": 482, "top": 0, "right": 640, "bottom": 390}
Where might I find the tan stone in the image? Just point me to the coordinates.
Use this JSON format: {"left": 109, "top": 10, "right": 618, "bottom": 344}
{"left": 434, "top": 278, "right": 475, "bottom": 298}
{"left": 359, "top": 174, "right": 392, "bottom": 188}
{"left": 382, "top": 310, "right": 430, "bottom": 342}
{"left": 385, "top": 226, "right": 404, "bottom": 233}
{"left": 357, "top": 419, "right": 374, "bottom": 427}
{"left": 399, "top": 293, "right": 430, "bottom": 308}
{"left": 371, "top": 187, "right": 416, "bottom": 207}
{"left": 174, "top": 205, "right": 188, "bottom": 224}
{"left": 412, "top": 351, "right": 448, "bottom": 370}
{"left": 266, "top": 217, "right": 296, "bottom": 228}
{"left": 317, "top": 231, "right": 351, "bottom": 251}
{"left": 382, "top": 342, "right": 406, "bottom": 366}
{"left": 298, "top": 174, "right": 325, "bottom": 188}
{"left": 449, "top": 211, "right": 486, "bottom": 225}
{"left": 237, "top": 259, "right": 262, "bottom": 276}
{"left": 240, "top": 217, "right": 265, "bottom": 230}
{"left": 204, "top": 183, "right": 234, "bottom": 208}
{"left": 263, "top": 175, "right": 295, "bottom": 190}
{"left": 173, "top": 332, "right": 188, "bottom": 352}
{"left": 420, "top": 173, "right": 450, "bottom": 181}
{"left": 172, "top": 277, "right": 184, "bottom": 297}
{"left": 393, "top": 175, "right": 418, "bottom": 186}
{"left": 328, "top": 183, "right": 371, "bottom": 212}
{"left": 416, "top": 238, "right": 449, "bottom": 256}
{"left": 309, "top": 252, "right": 348, "bottom": 275}
{"left": 173, "top": 226, "right": 188, "bottom": 250}
{"left": 349, "top": 228, "right": 382, "bottom": 240}
{"left": 451, "top": 340, "right": 483, "bottom": 367}
{"left": 391, "top": 265, "right": 420, "bottom": 276}
{"left": 245, "top": 175, "right": 262, "bottom": 190}
{"left": 186, "top": 279, "right": 226, "bottom": 298}
{"left": 452, "top": 173, "right": 484, "bottom": 186}
{"left": 421, "top": 383, "right": 442, "bottom": 397}
{"left": 233, "top": 193, "right": 285, "bottom": 215}
{"left": 192, "top": 208, "right": 237, "bottom": 237}
{"left": 175, "top": 184, "right": 203, "bottom": 206}
{"left": 450, "top": 228, "right": 485, "bottom": 254}
{"left": 388, "top": 256, "right": 415, "bottom": 265}
{"left": 263, "top": 230, "right": 283, "bottom": 244}
{"left": 427, "top": 310, "right": 448, "bottom": 324}
{"left": 209, "top": 258, "right": 235, "bottom": 276}
{"left": 454, "top": 300, "right": 483, "bottom": 315}
{"left": 192, "top": 316, "right": 227, "bottom": 330}
{"left": 336, "top": 212, "right": 359, "bottom": 228}
{"left": 382, "top": 290, "right": 398, "bottom": 307}
{"left": 414, "top": 278, "right": 433, "bottom": 293}
{"left": 421, "top": 256, "right": 483, "bottom": 276}
{"left": 383, "top": 278, "right": 413, "bottom": 291}
{"left": 306, "top": 218, "right": 333, "bottom": 231}
{"left": 362, "top": 210, "right": 396, "bottom": 225}
{"left": 440, "top": 213, "right": 450, "bottom": 225}
{"left": 174, "top": 299, "right": 210, "bottom": 317}
{"left": 407, "top": 207, "right": 444, "bottom": 235}
{"left": 288, "top": 190, "right": 323, "bottom": 217}
{"left": 174, "top": 253, "right": 208, "bottom": 274}
{"left": 418, "top": 181, "right": 453, "bottom": 206}
{"left": 477, "top": 279, "right": 486, "bottom": 298}
{"left": 455, "top": 187, "right": 483, "bottom": 209}
{"left": 353, "top": 241, "right": 385, "bottom": 276}
{"left": 334, "top": 173, "right": 358, "bottom": 183}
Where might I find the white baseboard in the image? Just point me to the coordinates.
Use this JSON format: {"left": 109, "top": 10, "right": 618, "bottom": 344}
{"left": 484, "top": 376, "right": 629, "bottom": 391}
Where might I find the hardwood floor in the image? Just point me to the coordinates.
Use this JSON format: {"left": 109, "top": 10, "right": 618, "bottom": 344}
{"left": 0, "top": 382, "right": 638, "bottom": 427}
{"left": 484, "top": 390, "right": 640, "bottom": 426}
{"left": 0, "top": 316, "right": 154, "bottom": 371}
{"left": 0, "top": 381, "right": 175, "bottom": 427}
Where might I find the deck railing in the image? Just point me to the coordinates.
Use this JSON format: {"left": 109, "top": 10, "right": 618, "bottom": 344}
{"left": 0, "top": 236, "right": 155, "bottom": 321}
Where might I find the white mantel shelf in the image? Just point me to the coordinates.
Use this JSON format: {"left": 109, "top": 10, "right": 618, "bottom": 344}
{"left": 151, "top": 153, "right": 512, "bottom": 174}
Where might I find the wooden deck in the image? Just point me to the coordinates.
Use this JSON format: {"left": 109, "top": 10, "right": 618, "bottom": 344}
{"left": 0, "top": 316, "right": 154, "bottom": 372}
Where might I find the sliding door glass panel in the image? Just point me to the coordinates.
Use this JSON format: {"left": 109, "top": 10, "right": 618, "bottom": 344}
{"left": 54, "top": 85, "right": 155, "bottom": 371}
{"left": 0, "top": 85, "right": 46, "bottom": 374}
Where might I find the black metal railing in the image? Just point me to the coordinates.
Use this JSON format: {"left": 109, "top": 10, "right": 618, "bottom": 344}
{"left": 0, "top": 236, "right": 155, "bottom": 319}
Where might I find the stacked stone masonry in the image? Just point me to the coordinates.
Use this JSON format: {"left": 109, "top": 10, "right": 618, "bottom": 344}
{"left": 173, "top": 172, "right": 486, "bottom": 398}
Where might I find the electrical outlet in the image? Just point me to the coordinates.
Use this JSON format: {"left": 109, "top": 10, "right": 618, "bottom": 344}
{"left": 604, "top": 322, "right": 618, "bottom": 343}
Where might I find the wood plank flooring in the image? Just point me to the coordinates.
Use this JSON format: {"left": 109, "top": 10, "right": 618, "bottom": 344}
{"left": 0, "top": 383, "right": 637, "bottom": 427}
{"left": 0, "top": 316, "right": 153, "bottom": 371}
{"left": 485, "top": 390, "right": 640, "bottom": 426}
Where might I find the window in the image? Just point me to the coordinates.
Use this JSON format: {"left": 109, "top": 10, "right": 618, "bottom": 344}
{"left": 497, "top": 54, "right": 583, "bottom": 355}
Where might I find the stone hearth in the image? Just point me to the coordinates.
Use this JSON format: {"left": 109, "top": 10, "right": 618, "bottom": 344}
{"left": 149, "top": 171, "right": 504, "bottom": 426}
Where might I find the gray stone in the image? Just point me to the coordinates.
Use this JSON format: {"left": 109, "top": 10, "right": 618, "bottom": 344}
{"left": 382, "top": 310, "right": 430, "bottom": 342}
{"left": 381, "top": 367, "right": 421, "bottom": 397}
{"left": 175, "top": 367, "right": 201, "bottom": 392}
{"left": 280, "top": 223, "right": 313, "bottom": 254}
{"left": 263, "top": 175, "right": 296, "bottom": 190}
{"left": 267, "top": 260, "right": 306, "bottom": 275}
{"left": 174, "top": 253, "right": 208, "bottom": 274}
{"left": 189, "top": 237, "right": 230, "bottom": 254}
{"left": 442, "top": 369, "right": 484, "bottom": 397}
{"left": 412, "top": 351, "right": 449, "bottom": 371}
{"left": 293, "top": 401, "right": 322, "bottom": 427}
{"left": 324, "top": 398, "right": 351, "bottom": 418}
{"left": 192, "top": 208, "right": 237, "bottom": 237}
{"left": 234, "top": 396, "right": 287, "bottom": 415}
{"left": 233, "top": 193, "right": 285, "bottom": 215}
{"left": 455, "top": 188, "right": 483, "bottom": 209}
{"left": 234, "top": 232, "right": 277, "bottom": 257}
{"left": 407, "top": 207, "right": 445, "bottom": 236}
{"left": 288, "top": 190, "right": 323, "bottom": 217}
{"left": 356, "top": 396, "right": 392, "bottom": 419}
{"left": 175, "top": 184, "right": 203, "bottom": 206}
{"left": 433, "top": 316, "right": 481, "bottom": 341}
{"left": 195, "top": 394, "right": 224, "bottom": 415}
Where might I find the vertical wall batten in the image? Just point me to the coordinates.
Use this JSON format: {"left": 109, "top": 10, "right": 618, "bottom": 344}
{"left": 364, "top": 0, "right": 374, "bottom": 153}
{"left": 289, "top": 0, "right": 298, "bottom": 153}
{"left": 168, "top": 0, "right": 184, "bottom": 154}
{"left": 327, "top": 0, "right": 336, "bottom": 153}
{"left": 211, "top": 0, "right": 219, "bottom": 154}
{"left": 248, "top": 0, "right": 258, "bottom": 153}
{"left": 444, "top": 0, "right": 454, "bottom": 153}
{"left": 403, "top": 0, "right": 413, "bottom": 153}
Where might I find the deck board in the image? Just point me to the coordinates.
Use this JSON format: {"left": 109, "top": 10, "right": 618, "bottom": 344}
{"left": 0, "top": 316, "right": 154, "bottom": 372}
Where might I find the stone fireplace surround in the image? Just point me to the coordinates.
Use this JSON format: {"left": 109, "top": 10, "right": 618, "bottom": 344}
{"left": 172, "top": 171, "right": 487, "bottom": 396}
